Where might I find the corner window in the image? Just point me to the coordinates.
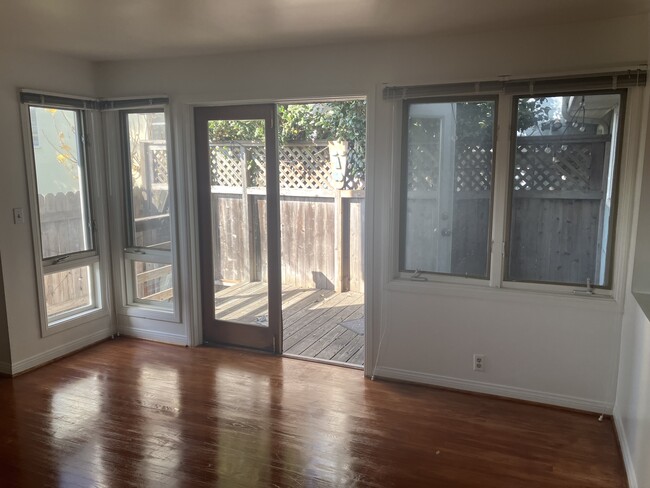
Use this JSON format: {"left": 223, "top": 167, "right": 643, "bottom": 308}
{"left": 122, "top": 110, "right": 174, "bottom": 309}
{"left": 505, "top": 92, "right": 624, "bottom": 288}
{"left": 400, "top": 98, "right": 496, "bottom": 278}
{"left": 26, "top": 105, "right": 101, "bottom": 326}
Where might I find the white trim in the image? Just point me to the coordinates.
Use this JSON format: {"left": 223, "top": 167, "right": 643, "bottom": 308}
{"left": 397, "top": 271, "right": 489, "bottom": 287}
{"left": 489, "top": 93, "right": 512, "bottom": 288}
{"left": 104, "top": 106, "right": 182, "bottom": 325}
{"left": 613, "top": 413, "right": 639, "bottom": 488}
{"left": 118, "top": 325, "right": 188, "bottom": 346}
{"left": 385, "top": 88, "right": 642, "bottom": 304}
{"left": 20, "top": 103, "right": 113, "bottom": 338}
{"left": 373, "top": 366, "right": 613, "bottom": 414}
{"left": 363, "top": 88, "right": 376, "bottom": 376}
{"left": 180, "top": 103, "right": 200, "bottom": 344}
{"left": 45, "top": 307, "right": 109, "bottom": 335}
{"left": 10, "top": 328, "right": 112, "bottom": 375}
{"left": 385, "top": 278, "right": 620, "bottom": 312}
{"left": 177, "top": 101, "right": 203, "bottom": 346}
{"left": 0, "top": 361, "right": 12, "bottom": 375}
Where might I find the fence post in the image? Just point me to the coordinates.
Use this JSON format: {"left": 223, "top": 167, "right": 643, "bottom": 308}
{"left": 240, "top": 146, "right": 253, "bottom": 282}
{"left": 334, "top": 191, "right": 351, "bottom": 292}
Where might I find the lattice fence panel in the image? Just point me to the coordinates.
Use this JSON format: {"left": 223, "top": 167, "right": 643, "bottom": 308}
{"left": 278, "top": 145, "right": 330, "bottom": 190}
{"left": 406, "top": 140, "right": 440, "bottom": 192}
{"left": 455, "top": 140, "right": 493, "bottom": 193}
{"left": 247, "top": 146, "right": 267, "bottom": 187}
{"left": 150, "top": 146, "right": 168, "bottom": 184}
{"left": 210, "top": 145, "right": 244, "bottom": 187}
{"left": 513, "top": 143, "right": 593, "bottom": 192}
{"left": 144, "top": 142, "right": 365, "bottom": 191}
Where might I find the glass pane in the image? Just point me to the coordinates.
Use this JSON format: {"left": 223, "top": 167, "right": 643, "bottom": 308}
{"left": 44, "top": 265, "right": 93, "bottom": 322}
{"left": 29, "top": 107, "right": 92, "bottom": 259}
{"left": 277, "top": 101, "right": 366, "bottom": 365}
{"left": 507, "top": 94, "right": 622, "bottom": 287}
{"left": 402, "top": 100, "right": 495, "bottom": 278}
{"left": 209, "top": 119, "right": 269, "bottom": 326}
{"left": 125, "top": 112, "right": 171, "bottom": 250}
{"left": 132, "top": 261, "right": 174, "bottom": 304}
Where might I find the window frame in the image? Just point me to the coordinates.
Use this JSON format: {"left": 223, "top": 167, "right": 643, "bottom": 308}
{"left": 30, "top": 113, "right": 40, "bottom": 148}
{"left": 391, "top": 85, "right": 637, "bottom": 299}
{"left": 119, "top": 107, "right": 177, "bottom": 313}
{"left": 21, "top": 98, "right": 110, "bottom": 335}
{"left": 503, "top": 89, "right": 627, "bottom": 291}
{"left": 398, "top": 95, "right": 499, "bottom": 281}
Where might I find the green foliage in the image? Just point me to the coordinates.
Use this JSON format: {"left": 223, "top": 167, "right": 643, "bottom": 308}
{"left": 207, "top": 101, "right": 367, "bottom": 182}
{"left": 517, "top": 97, "right": 550, "bottom": 134}
{"left": 455, "top": 101, "right": 495, "bottom": 142}
{"left": 453, "top": 98, "right": 549, "bottom": 140}
{"left": 209, "top": 119, "right": 265, "bottom": 143}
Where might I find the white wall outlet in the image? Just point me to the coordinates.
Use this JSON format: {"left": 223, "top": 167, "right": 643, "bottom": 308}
{"left": 13, "top": 207, "right": 25, "bottom": 224}
{"left": 473, "top": 354, "right": 485, "bottom": 372}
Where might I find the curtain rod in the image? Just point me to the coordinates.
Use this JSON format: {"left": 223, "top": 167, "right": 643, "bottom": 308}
{"left": 383, "top": 69, "right": 647, "bottom": 100}
{"left": 20, "top": 91, "right": 169, "bottom": 110}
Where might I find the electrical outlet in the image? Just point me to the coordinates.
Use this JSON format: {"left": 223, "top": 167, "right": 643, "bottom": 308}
{"left": 13, "top": 208, "right": 25, "bottom": 224}
{"left": 473, "top": 354, "right": 485, "bottom": 372}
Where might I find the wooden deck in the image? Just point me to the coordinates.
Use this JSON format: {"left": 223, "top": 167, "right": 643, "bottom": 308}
{"left": 215, "top": 282, "right": 365, "bottom": 365}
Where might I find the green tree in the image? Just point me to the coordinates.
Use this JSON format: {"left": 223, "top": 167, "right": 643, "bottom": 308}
{"left": 208, "top": 100, "right": 367, "bottom": 183}
{"left": 454, "top": 98, "right": 549, "bottom": 140}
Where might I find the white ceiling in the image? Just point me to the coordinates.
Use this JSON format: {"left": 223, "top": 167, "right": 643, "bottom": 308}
{"left": 1, "top": 0, "right": 648, "bottom": 62}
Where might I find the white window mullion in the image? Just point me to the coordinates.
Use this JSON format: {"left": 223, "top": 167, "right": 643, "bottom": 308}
{"left": 489, "top": 93, "right": 513, "bottom": 288}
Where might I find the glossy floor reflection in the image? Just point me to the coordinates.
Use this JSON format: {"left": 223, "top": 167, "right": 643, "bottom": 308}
{"left": 0, "top": 338, "right": 626, "bottom": 487}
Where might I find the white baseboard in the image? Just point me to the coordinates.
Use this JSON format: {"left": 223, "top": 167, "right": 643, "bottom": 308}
{"left": 11, "top": 328, "right": 112, "bottom": 375}
{"left": 0, "top": 361, "right": 12, "bottom": 375}
{"left": 614, "top": 413, "right": 638, "bottom": 488}
{"left": 118, "top": 325, "right": 188, "bottom": 346}
{"left": 372, "top": 366, "right": 613, "bottom": 414}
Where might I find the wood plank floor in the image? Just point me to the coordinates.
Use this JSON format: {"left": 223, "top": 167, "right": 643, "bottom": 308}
{"left": 215, "top": 283, "right": 365, "bottom": 365}
{"left": 0, "top": 338, "right": 626, "bottom": 487}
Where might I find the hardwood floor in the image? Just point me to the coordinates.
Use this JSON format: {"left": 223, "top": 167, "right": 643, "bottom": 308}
{"left": 215, "top": 283, "right": 365, "bottom": 365}
{"left": 0, "top": 338, "right": 626, "bottom": 487}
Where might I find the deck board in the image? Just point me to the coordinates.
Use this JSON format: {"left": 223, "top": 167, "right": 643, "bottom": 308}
{"left": 214, "top": 282, "right": 364, "bottom": 365}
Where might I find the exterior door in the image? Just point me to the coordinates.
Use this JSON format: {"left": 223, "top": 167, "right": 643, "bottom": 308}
{"left": 195, "top": 104, "right": 282, "bottom": 352}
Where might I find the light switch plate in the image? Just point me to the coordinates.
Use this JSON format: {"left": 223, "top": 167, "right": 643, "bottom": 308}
{"left": 13, "top": 207, "right": 25, "bottom": 224}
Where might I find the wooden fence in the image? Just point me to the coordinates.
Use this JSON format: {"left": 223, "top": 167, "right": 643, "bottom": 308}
{"left": 208, "top": 142, "right": 365, "bottom": 292}
{"left": 38, "top": 141, "right": 366, "bottom": 313}
{"left": 38, "top": 193, "right": 92, "bottom": 314}
{"left": 405, "top": 133, "right": 611, "bottom": 283}
{"left": 508, "top": 135, "right": 610, "bottom": 284}
{"left": 211, "top": 189, "right": 364, "bottom": 292}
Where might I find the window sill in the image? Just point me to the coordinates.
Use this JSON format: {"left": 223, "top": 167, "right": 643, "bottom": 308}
{"left": 43, "top": 307, "right": 109, "bottom": 337}
{"left": 119, "top": 303, "right": 180, "bottom": 323}
{"left": 385, "top": 278, "right": 619, "bottom": 311}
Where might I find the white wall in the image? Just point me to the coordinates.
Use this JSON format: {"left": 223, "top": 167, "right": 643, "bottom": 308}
{"left": 0, "top": 46, "right": 112, "bottom": 372}
{"left": 616, "top": 300, "right": 650, "bottom": 488}
{"left": 614, "top": 37, "right": 650, "bottom": 485}
{"left": 95, "top": 13, "right": 648, "bottom": 412}
{"left": 0, "top": 254, "right": 11, "bottom": 373}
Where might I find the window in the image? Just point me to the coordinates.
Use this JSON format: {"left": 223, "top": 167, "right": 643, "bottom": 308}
{"left": 400, "top": 98, "right": 496, "bottom": 278}
{"left": 390, "top": 72, "right": 637, "bottom": 294}
{"left": 122, "top": 110, "right": 174, "bottom": 309}
{"left": 506, "top": 92, "right": 624, "bottom": 288}
{"left": 26, "top": 105, "right": 101, "bottom": 326}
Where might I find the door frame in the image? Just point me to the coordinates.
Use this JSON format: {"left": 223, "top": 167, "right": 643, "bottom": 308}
{"left": 194, "top": 104, "right": 283, "bottom": 353}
